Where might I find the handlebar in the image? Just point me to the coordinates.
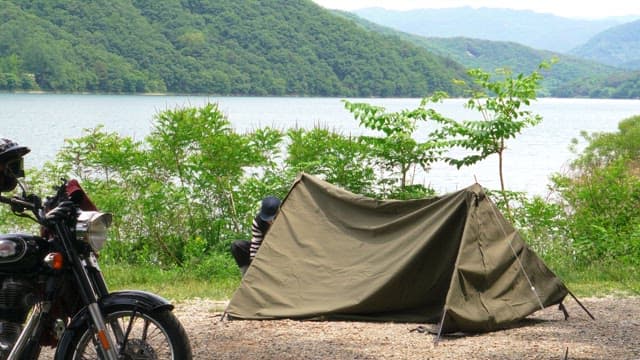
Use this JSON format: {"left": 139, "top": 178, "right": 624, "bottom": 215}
{"left": 0, "top": 194, "right": 36, "bottom": 211}
{"left": 2, "top": 180, "right": 74, "bottom": 225}
{"left": 0, "top": 193, "right": 43, "bottom": 224}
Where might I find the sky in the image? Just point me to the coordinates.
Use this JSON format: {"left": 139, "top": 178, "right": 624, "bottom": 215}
{"left": 312, "top": 0, "right": 640, "bottom": 19}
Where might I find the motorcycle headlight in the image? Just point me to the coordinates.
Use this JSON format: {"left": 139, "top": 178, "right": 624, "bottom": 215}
{"left": 75, "top": 211, "right": 112, "bottom": 252}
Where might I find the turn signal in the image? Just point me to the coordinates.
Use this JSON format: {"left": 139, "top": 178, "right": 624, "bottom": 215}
{"left": 97, "top": 329, "right": 111, "bottom": 350}
{"left": 44, "top": 252, "right": 64, "bottom": 270}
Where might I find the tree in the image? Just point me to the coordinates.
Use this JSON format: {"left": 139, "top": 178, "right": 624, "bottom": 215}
{"left": 426, "top": 63, "right": 550, "bottom": 213}
{"left": 285, "top": 126, "right": 375, "bottom": 195}
{"left": 343, "top": 100, "right": 441, "bottom": 198}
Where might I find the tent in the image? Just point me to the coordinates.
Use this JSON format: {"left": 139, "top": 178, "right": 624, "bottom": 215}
{"left": 226, "top": 173, "right": 574, "bottom": 333}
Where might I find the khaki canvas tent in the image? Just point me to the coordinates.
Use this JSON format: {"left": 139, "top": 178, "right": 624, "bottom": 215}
{"left": 226, "top": 173, "right": 577, "bottom": 334}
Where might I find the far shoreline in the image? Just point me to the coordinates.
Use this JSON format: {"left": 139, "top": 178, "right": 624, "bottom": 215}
{"left": 3, "top": 90, "right": 639, "bottom": 101}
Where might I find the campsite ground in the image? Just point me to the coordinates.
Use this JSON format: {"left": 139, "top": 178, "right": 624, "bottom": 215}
{"left": 174, "top": 296, "right": 639, "bottom": 359}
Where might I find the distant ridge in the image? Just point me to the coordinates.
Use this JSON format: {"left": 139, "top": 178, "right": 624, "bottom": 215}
{"left": 571, "top": 20, "right": 640, "bottom": 70}
{"left": 341, "top": 10, "right": 640, "bottom": 98}
{"left": 353, "top": 7, "right": 629, "bottom": 53}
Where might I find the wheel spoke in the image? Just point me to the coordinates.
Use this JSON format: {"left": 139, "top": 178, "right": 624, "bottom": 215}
{"left": 141, "top": 317, "right": 150, "bottom": 340}
{"left": 72, "top": 310, "right": 177, "bottom": 360}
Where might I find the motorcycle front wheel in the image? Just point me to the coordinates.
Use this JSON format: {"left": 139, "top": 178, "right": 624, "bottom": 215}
{"left": 64, "top": 305, "right": 192, "bottom": 360}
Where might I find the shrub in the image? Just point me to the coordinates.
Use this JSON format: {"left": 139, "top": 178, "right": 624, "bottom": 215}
{"left": 550, "top": 115, "right": 640, "bottom": 266}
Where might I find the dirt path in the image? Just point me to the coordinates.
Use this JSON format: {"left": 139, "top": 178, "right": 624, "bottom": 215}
{"left": 172, "top": 296, "right": 639, "bottom": 359}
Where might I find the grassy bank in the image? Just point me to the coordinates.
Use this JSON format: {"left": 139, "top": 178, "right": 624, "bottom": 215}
{"left": 103, "top": 264, "right": 240, "bottom": 301}
{"left": 552, "top": 262, "right": 640, "bottom": 297}
{"left": 103, "top": 262, "right": 639, "bottom": 302}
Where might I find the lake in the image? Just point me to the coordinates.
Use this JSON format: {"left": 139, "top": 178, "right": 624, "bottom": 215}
{"left": 2, "top": 93, "right": 639, "bottom": 196}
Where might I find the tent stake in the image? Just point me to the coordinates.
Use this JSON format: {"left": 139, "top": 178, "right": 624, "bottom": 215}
{"left": 567, "top": 289, "right": 595, "bottom": 320}
{"left": 558, "top": 302, "right": 569, "bottom": 320}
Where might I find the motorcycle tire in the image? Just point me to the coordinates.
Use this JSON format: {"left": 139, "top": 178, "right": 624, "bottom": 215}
{"left": 63, "top": 305, "right": 192, "bottom": 360}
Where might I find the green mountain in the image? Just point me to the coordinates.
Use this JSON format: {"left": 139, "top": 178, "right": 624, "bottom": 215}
{"left": 571, "top": 20, "right": 640, "bottom": 70}
{"left": 410, "top": 37, "right": 624, "bottom": 97}
{"left": 0, "top": 0, "right": 469, "bottom": 96}
{"left": 340, "top": 11, "right": 640, "bottom": 98}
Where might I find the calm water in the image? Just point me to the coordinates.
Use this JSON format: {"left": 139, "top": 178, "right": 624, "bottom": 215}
{"left": 2, "top": 93, "right": 639, "bottom": 195}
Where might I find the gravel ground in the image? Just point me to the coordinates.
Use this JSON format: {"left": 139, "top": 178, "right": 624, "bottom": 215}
{"left": 37, "top": 296, "right": 639, "bottom": 359}
{"left": 173, "top": 296, "right": 639, "bottom": 360}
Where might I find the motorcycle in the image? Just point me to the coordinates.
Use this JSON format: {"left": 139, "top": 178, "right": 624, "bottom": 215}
{"left": 0, "top": 141, "right": 192, "bottom": 359}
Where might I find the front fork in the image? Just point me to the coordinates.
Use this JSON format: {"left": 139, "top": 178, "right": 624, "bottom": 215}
{"left": 56, "top": 222, "right": 121, "bottom": 360}
{"left": 87, "top": 302, "right": 120, "bottom": 359}
{"left": 81, "top": 253, "right": 120, "bottom": 360}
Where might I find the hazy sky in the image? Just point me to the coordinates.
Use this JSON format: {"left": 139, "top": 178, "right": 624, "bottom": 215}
{"left": 312, "top": 0, "right": 640, "bottom": 19}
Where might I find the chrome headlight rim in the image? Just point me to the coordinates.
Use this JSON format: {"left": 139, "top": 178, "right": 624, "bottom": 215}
{"left": 75, "top": 211, "right": 112, "bottom": 252}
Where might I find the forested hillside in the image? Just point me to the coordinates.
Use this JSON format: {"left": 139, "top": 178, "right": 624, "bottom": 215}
{"left": 341, "top": 12, "right": 640, "bottom": 99}
{"left": 0, "top": 0, "right": 469, "bottom": 96}
{"left": 386, "top": 36, "right": 619, "bottom": 96}
{"left": 407, "top": 37, "right": 638, "bottom": 98}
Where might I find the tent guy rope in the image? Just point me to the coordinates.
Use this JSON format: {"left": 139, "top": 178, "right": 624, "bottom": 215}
{"left": 487, "top": 196, "right": 546, "bottom": 311}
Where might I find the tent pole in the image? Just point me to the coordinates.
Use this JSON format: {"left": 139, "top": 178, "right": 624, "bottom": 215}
{"left": 433, "top": 311, "right": 447, "bottom": 345}
{"left": 567, "top": 290, "right": 595, "bottom": 320}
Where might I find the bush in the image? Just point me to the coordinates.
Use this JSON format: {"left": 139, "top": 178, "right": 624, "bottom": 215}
{"left": 488, "top": 190, "right": 573, "bottom": 269}
{"left": 549, "top": 115, "right": 640, "bottom": 266}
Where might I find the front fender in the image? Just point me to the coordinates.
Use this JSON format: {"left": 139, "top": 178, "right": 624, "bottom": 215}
{"left": 55, "top": 290, "right": 174, "bottom": 358}
{"left": 98, "top": 290, "right": 174, "bottom": 315}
